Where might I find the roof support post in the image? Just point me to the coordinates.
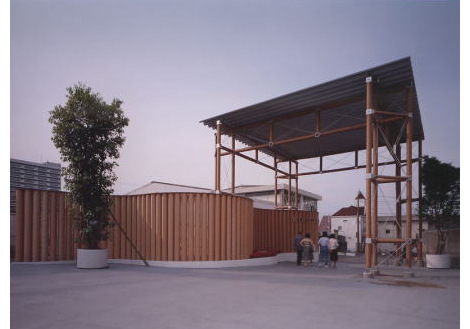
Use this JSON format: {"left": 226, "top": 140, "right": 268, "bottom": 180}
{"left": 288, "top": 161, "right": 292, "bottom": 209}
{"left": 231, "top": 134, "right": 236, "bottom": 194}
{"left": 215, "top": 120, "right": 222, "bottom": 192}
{"left": 364, "top": 76, "right": 374, "bottom": 276}
{"left": 417, "top": 139, "right": 424, "bottom": 266}
{"left": 373, "top": 113, "right": 379, "bottom": 270}
{"left": 405, "top": 86, "right": 414, "bottom": 269}
{"left": 295, "top": 162, "right": 299, "bottom": 209}
{"left": 395, "top": 143, "right": 402, "bottom": 264}
{"left": 274, "top": 155, "right": 278, "bottom": 208}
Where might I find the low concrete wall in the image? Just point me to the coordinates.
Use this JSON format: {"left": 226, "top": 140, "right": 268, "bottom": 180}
{"left": 422, "top": 229, "right": 460, "bottom": 268}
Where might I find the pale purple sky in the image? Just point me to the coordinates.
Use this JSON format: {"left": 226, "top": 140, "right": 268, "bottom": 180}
{"left": 9, "top": 0, "right": 461, "bottom": 217}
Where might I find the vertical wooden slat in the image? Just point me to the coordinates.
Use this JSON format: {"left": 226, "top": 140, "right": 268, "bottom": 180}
{"left": 139, "top": 195, "right": 145, "bottom": 260}
{"left": 214, "top": 195, "right": 221, "bottom": 261}
{"left": 150, "top": 194, "right": 157, "bottom": 261}
{"left": 231, "top": 197, "right": 236, "bottom": 259}
{"left": 225, "top": 196, "right": 232, "bottom": 260}
{"left": 136, "top": 196, "right": 142, "bottom": 260}
{"left": 126, "top": 196, "right": 132, "bottom": 259}
{"left": 208, "top": 194, "right": 215, "bottom": 261}
{"left": 236, "top": 198, "right": 241, "bottom": 259}
{"left": 188, "top": 194, "right": 195, "bottom": 261}
{"left": 155, "top": 194, "right": 162, "bottom": 261}
{"left": 119, "top": 196, "right": 126, "bottom": 259}
{"left": 145, "top": 194, "right": 151, "bottom": 260}
{"left": 15, "top": 189, "right": 25, "bottom": 262}
{"left": 248, "top": 201, "right": 254, "bottom": 257}
{"left": 113, "top": 196, "right": 121, "bottom": 259}
{"left": 176, "top": 194, "right": 183, "bottom": 261}
{"left": 202, "top": 194, "right": 209, "bottom": 261}
{"left": 65, "top": 193, "right": 74, "bottom": 260}
{"left": 283, "top": 211, "right": 287, "bottom": 251}
{"left": 143, "top": 195, "right": 149, "bottom": 259}
{"left": 40, "top": 191, "right": 49, "bottom": 261}
{"left": 194, "top": 194, "right": 202, "bottom": 261}
{"left": 58, "top": 192, "right": 66, "bottom": 260}
{"left": 50, "top": 193, "right": 60, "bottom": 261}
{"left": 31, "top": 190, "right": 41, "bottom": 262}
{"left": 167, "top": 194, "right": 174, "bottom": 261}
{"left": 161, "top": 194, "right": 168, "bottom": 261}
{"left": 221, "top": 195, "right": 227, "bottom": 260}
{"left": 108, "top": 197, "right": 115, "bottom": 260}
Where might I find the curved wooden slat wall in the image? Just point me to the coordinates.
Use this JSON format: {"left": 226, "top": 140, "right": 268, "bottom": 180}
{"left": 252, "top": 209, "right": 318, "bottom": 253}
{"left": 14, "top": 189, "right": 318, "bottom": 262}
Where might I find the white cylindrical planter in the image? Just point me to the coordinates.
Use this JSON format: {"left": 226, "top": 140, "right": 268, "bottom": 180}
{"left": 77, "top": 249, "right": 108, "bottom": 269}
{"left": 426, "top": 254, "right": 451, "bottom": 269}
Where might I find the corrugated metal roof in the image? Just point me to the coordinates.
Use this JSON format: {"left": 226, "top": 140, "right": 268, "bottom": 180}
{"left": 201, "top": 57, "right": 424, "bottom": 161}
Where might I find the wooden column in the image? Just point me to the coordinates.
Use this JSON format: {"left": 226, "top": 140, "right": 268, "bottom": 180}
{"left": 295, "top": 162, "right": 299, "bottom": 209}
{"left": 395, "top": 143, "right": 403, "bottom": 263}
{"left": 417, "top": 139, "right": 424, "bottom": 265}
{"left": 405, "top": 86, "right": 414, "bottom": 268}
{"left": 373, "top": 118, "right": 379, "bottom": 268}
{"left": 274, "top": 155, "right": 278, "bottom": 208}
{"left": 288, "top": 161, "right": 292, "bottom": 208}
{"left": 231, "top": 135, "right": 236, "bottom": 194}
{"left": 365, "top": 76, "right": 374, "bottom": 272}
{"left": 215, "top": 120, "right": 222, "bottom": 192}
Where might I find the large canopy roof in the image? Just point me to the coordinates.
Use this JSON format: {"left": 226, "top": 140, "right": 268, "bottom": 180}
{"left": 201, "top": 57, "right": 424, "bottom": 161}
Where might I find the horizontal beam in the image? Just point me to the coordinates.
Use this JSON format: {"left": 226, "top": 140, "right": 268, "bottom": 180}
{"left": 375, "top": 110, "right": 409, "bottom": 118}
{"left": 219, "top": 145, "right": 291, "bottom": 177}
{"left": 232, "top": 116, "right": 404, "bottom": 155}
{"left": 277, "top": 158, "right": 419, "bottom": 178}
{"left": 374, "top": 175, "right": 409, "bottom": 184}
{"left": 399, "top": 197, "right": 420, "bottom": 204}
{"left": 376, "top": 238, "right": 414, "bottom": 244}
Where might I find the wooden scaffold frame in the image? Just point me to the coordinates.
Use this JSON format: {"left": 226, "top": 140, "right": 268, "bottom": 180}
{"left": 203, "top": 57, "right": 425, "bottom": 276}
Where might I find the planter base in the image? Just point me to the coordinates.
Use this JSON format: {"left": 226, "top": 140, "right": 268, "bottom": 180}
{"left": 77, "top": 249, "right": 108, "bottom": 269}
{"left": 426, "top": 254, "right": 451, "bottom": 269}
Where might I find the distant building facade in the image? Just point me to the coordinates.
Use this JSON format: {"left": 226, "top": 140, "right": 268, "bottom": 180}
{"left": 330, "top": 205, "right": 427, "bottom": 253}
{"left": 10, "top": 158, "right": 61, "bottom": 213}
{"left": 126, "top": 181, "right": 213, "bottom": 195}
{"left": 127, "top": 182, "right": 322, "bottom": 211}
{"left": 224, "top": 184, "right": 322, "bottom": 211}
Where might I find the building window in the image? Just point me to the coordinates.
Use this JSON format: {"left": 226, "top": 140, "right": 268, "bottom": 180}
{"left": 385, "top": 229, "right": 391, "bottom": 234}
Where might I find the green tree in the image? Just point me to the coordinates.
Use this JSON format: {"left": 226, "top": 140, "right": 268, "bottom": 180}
{"left": 49, "top": 83, "right": 129, "bottom": 249}
{"left": 421, "top": 156, "right": 459, "bottom": 254}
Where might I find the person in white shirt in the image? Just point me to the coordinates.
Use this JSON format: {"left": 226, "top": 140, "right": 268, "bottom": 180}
{"left": 329, "top": 234, "right": 339, "bottom": 269}
{"left": 318, "top": 232, "right": 330, "bottom": 268}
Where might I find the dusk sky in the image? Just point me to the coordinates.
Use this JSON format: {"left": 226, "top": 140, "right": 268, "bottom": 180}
{"left": 9, "top": 0, "right": 461, "bottom": 217}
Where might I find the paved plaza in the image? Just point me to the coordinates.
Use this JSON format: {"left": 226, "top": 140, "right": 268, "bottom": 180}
{"left": 11, "top": 257, "right": 460, "bottom": 329}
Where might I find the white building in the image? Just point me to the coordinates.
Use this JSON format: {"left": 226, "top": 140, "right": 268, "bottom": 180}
{"left": 126, "top": 182, "right": 322, "bottom": 211}
{"left": 330, "top": 205, "right": 427, "bottom": 253}
{"left": 126, "top": 181, "right": 212, "bottom": 195}
{"left": 224, "top": 184, "right": 322, "bottom": 211}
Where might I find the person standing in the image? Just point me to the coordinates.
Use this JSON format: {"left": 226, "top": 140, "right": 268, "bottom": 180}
{"left": 329, "top": 234, "right": 339, "bottom": 269}
{"left": 293, "top": 231, "right": 303, "bottom": 266}
{"left": 318, "top": 232, "right": 330, "bottom": 268}
{"left": 300, "top": 233, "right": 315, "bottom": 266}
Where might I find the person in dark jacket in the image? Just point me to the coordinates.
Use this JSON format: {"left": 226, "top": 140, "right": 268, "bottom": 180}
{"left": 293, "top": 231, "right": 303, "bottom": 266}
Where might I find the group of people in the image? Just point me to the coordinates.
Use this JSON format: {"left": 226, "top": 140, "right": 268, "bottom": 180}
{"left": 293, "top": 231, "right": 339, "bottom": 269}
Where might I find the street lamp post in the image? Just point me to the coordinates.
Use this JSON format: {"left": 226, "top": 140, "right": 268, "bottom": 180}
{"left": 355, "top": 190, "right": 365, "bottom": 253}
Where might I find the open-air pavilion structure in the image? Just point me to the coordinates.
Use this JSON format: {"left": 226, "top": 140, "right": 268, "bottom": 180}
{"left": 202, "top": 57, "right": 425, "bottom": 276}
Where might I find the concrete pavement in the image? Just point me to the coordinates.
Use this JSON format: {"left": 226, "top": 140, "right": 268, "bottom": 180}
{"left": 10, "top": 258, "right": 460, "bottom": 329}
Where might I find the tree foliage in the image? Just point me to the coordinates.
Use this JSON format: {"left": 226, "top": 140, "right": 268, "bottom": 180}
{"left": 49, "top": 83, "right": 129, "bottom": 249}
{"left": 421, "top": 156, "right": 459, "bottom": 253}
